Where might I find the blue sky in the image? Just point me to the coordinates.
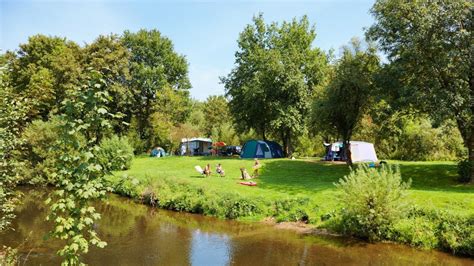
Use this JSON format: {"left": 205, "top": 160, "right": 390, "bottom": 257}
{"left": 1, "top": 0, "right": 375, "bottom": 100}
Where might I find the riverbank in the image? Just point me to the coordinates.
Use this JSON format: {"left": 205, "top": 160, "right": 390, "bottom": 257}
{"left": 3, "top": 189, "right": 472, "bottom": 265}
{"left": 109, "top": 156, "right": 474, "bottom": 256}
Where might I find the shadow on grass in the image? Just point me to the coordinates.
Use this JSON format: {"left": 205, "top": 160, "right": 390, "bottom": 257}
{"left": 398, "top": 163, "right": 473, "bottom": 193}
{"left": 257, "top": 160, "right": 473, "bottom": 195}
{"left": 258, "top": 160, "right": 350, "bottom": 195}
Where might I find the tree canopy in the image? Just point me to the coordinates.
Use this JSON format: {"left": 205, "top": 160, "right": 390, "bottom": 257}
{"left": 313, "top": 39, "right": 380, "bottom": 165}
{"left": 122, "top": 29, "right": 192, "bottom": 150}
{"left": 367, "top": 0, "right": 473, "bottom": 180}
{"left": 222, "top": 14, "right": 328, "bottom": 156}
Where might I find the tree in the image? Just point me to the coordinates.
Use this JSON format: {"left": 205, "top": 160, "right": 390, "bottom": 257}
{"left": 222, "top": 14, "right": 327, "bottom": 156}
{"left": 83, "top": 34, "right": 132, "bottom": 134}
{"left": 314, "top": 39, "right": 380, "bottom": 165}
{"left": 122, "top": 29, "right": 192, "bottom": 151}
{"left": 0, "top": 65, "right": 28, "bottom": 233}
{"left": 202, "top": 95, "right": 231, "bottom": 136}
{"left": 6, "top": 35, "right": 82, "bottom": 122}
{"left": 367, "top": 0, "right": 473, "bottom": 181}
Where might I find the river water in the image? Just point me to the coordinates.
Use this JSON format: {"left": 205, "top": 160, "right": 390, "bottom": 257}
{"left": 0, "top": 189, "right": 472, "bottom": 265}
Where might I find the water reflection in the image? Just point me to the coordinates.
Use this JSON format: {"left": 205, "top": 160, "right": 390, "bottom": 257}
{"left": 0, "top": 189, "right": 472, "bottom": 265}
{"left": 191, "top": 231, "right": 230, "bottom": 266}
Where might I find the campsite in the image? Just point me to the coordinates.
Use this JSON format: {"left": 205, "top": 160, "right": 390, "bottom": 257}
{"left": 1, "top": 0, "right": 473, "bottom": 265}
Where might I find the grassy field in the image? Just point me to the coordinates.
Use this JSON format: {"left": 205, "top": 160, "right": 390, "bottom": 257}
{"left": 111, "top": 156, "right": 474, "bottom": 217}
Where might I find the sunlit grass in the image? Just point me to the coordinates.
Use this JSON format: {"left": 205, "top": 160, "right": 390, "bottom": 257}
{"left": 112, "top": 156, "right": 474, "bottom": 216}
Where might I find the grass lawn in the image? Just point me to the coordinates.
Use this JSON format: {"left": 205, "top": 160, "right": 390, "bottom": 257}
{"left": 112, "top": 156, "right": 474, "bottom": 217}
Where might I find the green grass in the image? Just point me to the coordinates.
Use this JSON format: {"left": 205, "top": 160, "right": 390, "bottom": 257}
{"left": 111, "top": 156, "right": 474, "bottom": 217}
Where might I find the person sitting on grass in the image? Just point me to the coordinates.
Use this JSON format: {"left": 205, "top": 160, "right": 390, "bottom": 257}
{"left": 203, "top": 163, "right": 212, "bottom": 177}
{"left": 240, "top": 167, "right": 252, "bottom": 180}
{"left": 252, "top": 158, "right": 261, "bottom": 178}
{"left": 216, "top": 163, "right": 225, "bottom": 177}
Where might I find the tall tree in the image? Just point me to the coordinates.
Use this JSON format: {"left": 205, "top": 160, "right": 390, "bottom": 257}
{"left": 122, "top": 29, "right": 191, "bottom": 150}
{"left": 6, "top": 35, "right": 82, "bottom": 122}
{"left": 0, "top": 64, "right": 28, "bottom": 233}
{"left": 367, "top": 0, "right": 473, "bottom": 181}
{"left": 314, "top": 39, "right": 380, "bottom": 165}
{"left": 83, "top": 34, "right": 132, "bottom": 134}
{"left": 202, "top": 95, "right": 231, "bottom": 136}
{"left": 222, "top": 14, "right": 327, "bottom": 156}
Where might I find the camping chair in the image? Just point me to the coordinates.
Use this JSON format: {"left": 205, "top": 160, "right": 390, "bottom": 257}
{"left": 195, "top": 166, "right": 205, "bottom": 176}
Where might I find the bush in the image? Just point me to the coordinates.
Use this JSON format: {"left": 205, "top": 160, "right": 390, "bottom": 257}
{"left": 335, "top": 164, "right": 411, "bottom": 241}
{"left": 21, "top": 117, "right": 84, "bottom": 184}
{"left": 457, "top": 159, "right": 472, "bottom": 183}
{"left": 391, "top": 217, "right": 439, "bottom": 249}
{"left": 293, "top": 133, "right": 326, "bottom": 158}
{"left": 96, "top": 135, "right": 134, "bottom": 171}
{"left": 388, "top": 207, "right": 474, "bottom": 256}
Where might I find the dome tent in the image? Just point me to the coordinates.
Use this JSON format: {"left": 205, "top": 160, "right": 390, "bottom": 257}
{"left": 240, "top": 140, "right": 284, "bottom": 158}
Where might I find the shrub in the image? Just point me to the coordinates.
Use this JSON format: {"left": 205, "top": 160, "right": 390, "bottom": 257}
{"left": 272, "top": 197, "right": 311, "bottom": 222}
{"left": 21, "top": 117, "right": 85, "bottom": 184}
{"left": 111, "top": 174, "right": 140, "bottom": 198}
{"left": 335, "top": 164, "right": 411, "bottom": 241}
{"left": 391, "top": 217, "right": 439, "bottom": 249}
{"left": 389, "top": 208, "right": 474, "bottom": 256}
{"left": 96, "top": 136, "right": 134, "bottom": 171}
{"left": 457, "top": 159, "right": 472, "bottom": 183}
{"left": 293, "top": 133, "right": 321, "bottom": 158}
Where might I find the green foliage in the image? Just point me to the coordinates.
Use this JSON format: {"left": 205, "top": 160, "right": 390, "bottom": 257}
{"left": 222, "top": 14, "right": 328, "bottom": 155}
{"left": 83, "top": 34, "right": 132, "bottom": 134}
{"left": 391, "top": 118, "right": 466, "bottom": 161}
{"left": 390, "top": 208, "right": 474, "bottom": 256}
{"left": 96, "top": 135, "right": 134, "bottom": 171}
{"left": 368, "top": 0, "right": 474, "bottom": 181}
{"left": 210, "top": 121, "right": 240, "bottom": 145}
{"left": 335, "top": 165, "right": 411, "bottom": 241}
{"left": 313, "top": 38, "right": 380, "bottom": 165}
{"left": 111, "top": 173, "right": 316, "bottom": 222}
{"left": 47, "top": 70, "right": 113, "bottom": 264}
{"left": 0, "top": 246, "right": 18, "bottom": 265}
{"left": 293, "top": 132, "right": 325, "bottom": 158}
{"left": 203, "top": 95, "right": 232, "bottom": 136}
{"left": 0, "top": 71, "right": 28, "bottom": 233}
{"left": 6, "top": 34, "right": 82, "bottom": 121}
{"left": 20, "top": 117, "right": 85, "bottom": 184}
{"left": 122, "top": 29, "right": 191, "bottom": 150}
{"left": 391, "top": 216, "right": 439, "bottom": 249}
{"left": 457, "top": 159, "right": 473, "bottom": 183}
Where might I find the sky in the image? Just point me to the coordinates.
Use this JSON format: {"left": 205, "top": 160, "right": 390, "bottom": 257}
{"left": 1, "top": 0, "right": 376, "bottom": 100}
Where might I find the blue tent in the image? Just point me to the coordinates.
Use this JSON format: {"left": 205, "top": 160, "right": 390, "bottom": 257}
{"left": 240, "top": 140, "right": 284, "bottom": 158}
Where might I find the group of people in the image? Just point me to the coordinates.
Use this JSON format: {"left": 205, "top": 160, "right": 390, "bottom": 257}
{"left": 199, "top": 163, "right": 226, "bottom": 177}
{"left": 196, "top": 159, "right": 261, "bottom": 180}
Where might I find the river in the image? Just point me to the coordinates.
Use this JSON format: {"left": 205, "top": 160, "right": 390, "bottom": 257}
{"left": 0, "top": 189, "right": 472, "bottom": 265}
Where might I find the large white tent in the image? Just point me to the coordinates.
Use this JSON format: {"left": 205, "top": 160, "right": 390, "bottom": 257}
{"left": 327, "top": 141, "right": 378, "bottom": 163}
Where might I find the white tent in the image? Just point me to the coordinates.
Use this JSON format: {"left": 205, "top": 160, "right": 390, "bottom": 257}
{"left": 331, "top": 141, "right": 378, "bottom": 163}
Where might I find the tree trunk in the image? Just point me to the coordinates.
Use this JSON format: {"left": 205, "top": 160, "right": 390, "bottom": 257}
{"left": 287, "top": 134, "right": 293, "bottom": 158}
{"left": 285, "top": 131, "right": 292, "bottom": 158}
{"left": 344, "top": 139, "right": 352, "bottom": 166}
{"left": 282, "top": 133, "right": 288, "bottom": 157}
{"left": 469, "top": 129, "right": 474, "bottom": 183}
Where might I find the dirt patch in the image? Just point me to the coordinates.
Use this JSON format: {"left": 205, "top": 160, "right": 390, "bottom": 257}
{"left": 261, "top": 218, "right": 341, "bottom": 237}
